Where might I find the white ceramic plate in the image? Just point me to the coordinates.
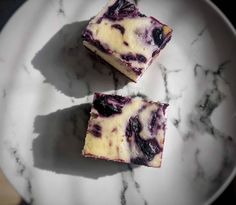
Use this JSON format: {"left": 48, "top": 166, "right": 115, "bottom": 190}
{"left": 0, "top": 0, "right": 235, "bottom": 204}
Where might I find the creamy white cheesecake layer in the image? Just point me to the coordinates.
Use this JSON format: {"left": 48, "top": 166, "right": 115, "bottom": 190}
{"left": 82, "top": 94, "right": 167, "bottom": 167}
{"left": 82, "top": 0, "right": 172, "bottom": 81}
{"left": 83, "top": 41, "right": 140, "bottom": 81}
{"left": 83, "top": 98, "right": 142, "bottom": 162}
{"left": 89, "top": 18, "right": 152, "bottom": 61}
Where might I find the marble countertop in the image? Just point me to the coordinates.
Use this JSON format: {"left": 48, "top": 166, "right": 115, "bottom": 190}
{"left": 0, "top": 0, "right": 235, "bottom": 31}
{"left": 0, "top": 1, "right": 235, "bottom": 205}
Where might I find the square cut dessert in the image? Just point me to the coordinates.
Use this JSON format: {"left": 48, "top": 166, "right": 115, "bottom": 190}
{"left": 82, "top": 0, "right": 172, "bottom": 82}
{"left": 82, "top": 93, "right": 168, "bottom": 167}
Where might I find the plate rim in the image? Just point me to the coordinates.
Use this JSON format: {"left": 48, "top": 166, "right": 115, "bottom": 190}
{"left": 202, "top": 1, "right": 236, "bottom": 203}
{"left": 0, "top": 0, "right": 28, "bottom": 35}
{"left": 0, "top": 0, "right": 235, "bottom": 204}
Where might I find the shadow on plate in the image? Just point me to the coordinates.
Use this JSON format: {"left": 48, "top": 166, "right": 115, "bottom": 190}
{"left": 31, "top": 20, "right": 129, "bottom": 98}
{"left": 33, "top": 103, "right": 134, "bottom": 179}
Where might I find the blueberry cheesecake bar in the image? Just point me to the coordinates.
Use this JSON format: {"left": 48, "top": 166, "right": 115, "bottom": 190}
{"left": 82, "top": 93, "right": 168, "bottom": 167}
{"left": 82, "top": 0, "right": 172, "bottom": 82}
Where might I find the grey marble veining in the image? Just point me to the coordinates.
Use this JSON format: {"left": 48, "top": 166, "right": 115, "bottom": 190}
{"left": 172, "top": 60, "right": 236, "bottom": 189}
{"left": 121, "top": 173, "right": 128, "bottom": 205}
{"left": 127, "top": 165, "right": 148, "bottom": 205}
{"left": 194, "top": 148, "right": 205, "bottom": 180}
{"left": 192, "top": 61, "right": 231, "bottom": 140}
{"left": 0, "top": 0, "right": 236, "bottom": 205}
{"left": 58, "top": 0, "right": 66, "bottom": 16}
{"left": 120, "top": 168, "right": 148, "bottom": 205}
{"left": 2, "top": 89, "right": 7, "bottom": 98}
{"left": 23, "top": 64, "right": 30, "bottom": 75}
{"left": 171, "top": 60, "right": 233, "bottom": 141}
{"left": 159, "top": 63, "right": 184, "bottom": 103}
{"left": 10, "top": 147, "right": 26, "bottom": 176}
{"left": 9, "top": 147, "right": 33, "bottom": 204}
{"left": 172, "top": 107, "right": 181, "bottom": 129}
{"left": 191, "top": 26, "right": 208, "bottom": 45}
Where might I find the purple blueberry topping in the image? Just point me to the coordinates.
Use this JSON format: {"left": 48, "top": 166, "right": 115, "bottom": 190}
{"left": 132, "top": 67, "right": 142, "bottom": 75}
{"left": 82, "top": 29, "right": 112, "bottom": 54}
{"left": 149, "top": 105, "right": 168, "bottom": 135}
{"left": 111, "top": 24, "right": 125, "bottom": 35}
{"left": 109, "top": 140, "right": 113, "bottom": 146}
{"left": 152, "top": 49, "right": 160, "bottom": 57}
{"left": 126, "top": 116, "right": 142, "bottom": 138}
{"left": 123, "top": 41, "right": 129, "bottom": 46}
{"left": 96, "top": 17, "right": 103, "bottom": 24}
{"left": 131, "top": 157, "right": 147, "bottom": 166}
{"left": 138, "top": 13, "right": 146, "bottom": 17}
{"left": 111, "top": 94, "right": 131, "bottom": 104}
{"left": 151, "top": 28, "right": 172, "bottom": 56}
{"left": 93, "top": 94, "right": 131, "bottom": 117}
{"left": 126, "top": 114, "right": 162, "bottom": 161}
{"left": 149, "top": 111, "right": 160, "bottom": 136}
{"left": 93, "top": 40, "right": 112, "bottom": 54}
{"left": 90, "top": 124, "right": 102, "bottom": 137}
{"left": 162, "top": 103, "right": 169, "bottom": 115}
{"left": 136, "top": 54, "right": 147, "bottom": 63}
{"left": 152, "top": 27, "right": 164, "bottom": 47}
{"left": 159, "top": 35, "right": 172, "bottom": 49}
{"left": 121, "top": 54, "right": 136, "bottom": 61}
{"left": 143, "top": 29, "right": 149, "bottom": 39}
{"left": 150, "top": 16, "right": 162, "bottom": 25}
{"left": 121, "top": 54, "right": 146, "bottom": 63}
{"left": 112, "top": 127, "right": 118, "bottom": 132}
{"left": 135, "top": 137, "right": 161, "bottom": 161}
{"left": 104, "top": 0, "right": 140, "bottom": 21}
{"left": 94, "top": 96, "right": 121, "bottom": 117}
{"left": 82, "top": 29, "right": 93, "bottom": 41}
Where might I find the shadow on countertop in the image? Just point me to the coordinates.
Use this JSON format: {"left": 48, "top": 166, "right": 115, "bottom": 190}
{"left": 31, "top": 20, "right": 129, "bottom": 98}
{"left": 31, "top": 20, "right": 133, "bottom": 179}
{"left": 32, "top": 103, "right": 133, "bottom": 179}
